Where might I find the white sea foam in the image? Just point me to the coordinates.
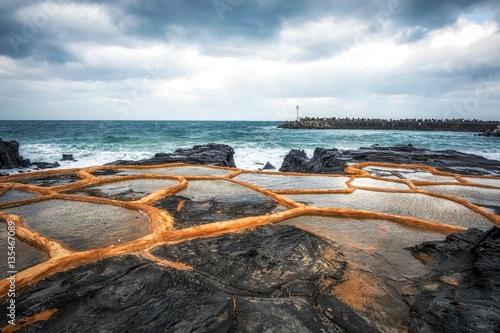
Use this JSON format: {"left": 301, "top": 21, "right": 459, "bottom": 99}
{"left": 1, "top": 121, "right": 499, "bottom": 176}
{"left": 5, "top": 143, "right": 499, "bottom": 176}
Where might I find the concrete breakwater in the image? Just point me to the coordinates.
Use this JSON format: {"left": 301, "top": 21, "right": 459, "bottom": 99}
{"left": 278, "top": 117, "right": 500, "bottom": 132}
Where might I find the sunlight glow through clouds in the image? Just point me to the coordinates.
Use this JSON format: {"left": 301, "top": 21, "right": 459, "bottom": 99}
{"left": 432, "top": 18, "right": 494, "bottom": 48}
{"left": 344, "top": 42, "right": 410, "bottom": 69}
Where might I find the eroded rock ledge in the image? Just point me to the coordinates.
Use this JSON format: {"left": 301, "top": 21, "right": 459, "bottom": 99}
{"left": 3, "top": 225, "right": 499, "bottom": 332}
{"left": 107, "top": 143, "right": 236, "bottom": 168}
{"left": 280, "top": 144, "right": 500, "bottom": 176}
{"left": 0, "top": 226, "right": 352, "bottom": 333}
{"left": 407, "top": 226, "right": 500, "bottom": 332}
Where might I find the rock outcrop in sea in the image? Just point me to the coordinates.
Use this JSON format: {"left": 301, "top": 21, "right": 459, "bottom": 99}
{"left": 0, "top": 139, "right": 30, "bottom": 169}
{"left": 0, "top": 139, "right": 61, "bottom": 174}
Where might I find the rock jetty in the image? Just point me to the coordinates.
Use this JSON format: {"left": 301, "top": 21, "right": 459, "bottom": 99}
{"left": 278, "top": 117, "right": 500, "bottom": 132}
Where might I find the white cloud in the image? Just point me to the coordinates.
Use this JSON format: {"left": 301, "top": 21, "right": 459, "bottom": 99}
{"left": 432, "top": 18, "right": 494, "bottom": 48}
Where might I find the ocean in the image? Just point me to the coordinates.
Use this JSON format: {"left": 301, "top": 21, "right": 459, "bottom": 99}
{"left": 1, "top": 120, "right": 499, "bottom": 173}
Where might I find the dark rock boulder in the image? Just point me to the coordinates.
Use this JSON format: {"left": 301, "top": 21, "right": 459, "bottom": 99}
{"left": 0, "top": 139, "right": 61, "bottom": 172}
{"left": 280, "top": 144, "right": 500, "bottom": 176}
{"left": 61, "top": 154, "right": 74, "bottom": 161}
{"left": 279, "top": 149, "right": 309, "bottom": 173}
{"left": 280, "top": 148, "right": 345, "bottom": 174}
{"left": 107, "top": 143, "right": 236, "bottom": 168}
{"left": 0, "top": 139, "right": 30, "bottom": 169}
{"left": 406, "top": 227, "right": 500, "bottom": 333}
{"left": 259, "top": 161, "right": 276, "bottom": 171}
{"left": 31, "top": 161, "right": 61, "bottom": 170}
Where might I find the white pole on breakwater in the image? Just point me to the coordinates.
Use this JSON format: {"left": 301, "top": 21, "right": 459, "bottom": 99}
{"left": 296, "top": 106, "right": 299, "bottom": 121}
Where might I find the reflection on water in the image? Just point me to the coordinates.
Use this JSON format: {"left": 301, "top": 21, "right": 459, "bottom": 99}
{"left": 3, "top": 200, "right": 150, "bottom": 251}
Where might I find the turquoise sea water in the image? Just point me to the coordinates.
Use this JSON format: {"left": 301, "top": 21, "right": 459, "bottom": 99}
{"left": 0, "top": 120, "right": 499, "bottom": 173}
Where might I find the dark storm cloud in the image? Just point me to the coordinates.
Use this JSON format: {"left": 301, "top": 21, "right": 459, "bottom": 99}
{"left": 113, "top": 0, "right": 321, "bottom": 40}
{"left": 1, "top": 0, "right": 499, "bottom": 64}
{"left": 400, "top": 0, "right": 498, "bottom": 28}
{"left": 0, "top": 0, "right": 77, "bottom": 63}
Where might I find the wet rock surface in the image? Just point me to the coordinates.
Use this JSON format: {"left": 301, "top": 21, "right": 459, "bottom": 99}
{"left": 1, "top": 226, "right": 349, "bottom": 332}
{"left": 406, "top": 227, "right": 500, "bottom": 333}
{"left": 260, "top": 161, "right": 276, "bottom": 171}
{"left": 150, "top": 225, "right": 347, "bottom": 293}
{"left": 107, "top": 143, "right": 236, "bottom": 168}
{"left": 152, "top": 195, "right": 284, "bottom": 228}
{"left": 280, "top": 144, "right": 500, "bottom": 176}
{"left": 63, "top": 178, "right": 179, "bottom": 202}
{"left": 0, "top": 228, "right": 48, "bottom": 280}
{"left": 0, "top": 139, "right": 30, "bottom": 170}
{"left": 4, "top": 173, "right": 81, "bottom": 187}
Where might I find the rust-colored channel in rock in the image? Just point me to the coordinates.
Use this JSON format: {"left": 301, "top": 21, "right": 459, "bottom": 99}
{"left": 2, "top": 308, "right": 58, "bottom": 333}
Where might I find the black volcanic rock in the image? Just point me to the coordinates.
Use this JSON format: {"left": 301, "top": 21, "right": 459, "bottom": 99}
{"left": 31, "top": 161, "right": 61, "bottom": 170}
{"left": 61, "top": 154, "right": 74, "bottom": 161}
{"left": 150, "top": 225, "right": 346, "bottom": 294}
{"left": 0, "top": 139, "right": 62, "bottom": 172}
{"left": 0, "top": 139, "right": 30, "bottom": 169}
{"left": 152, "top": 195, "right": 283, "bottom": 228}
{"left": 107, "top": 143, "right": 236, "bottom": 168}
{"left": 406, "top": 227, "right": 500, "bottom": 333}
{"left": 1, "top": 226, "right": 348, "bottom": 332}
{"left": 280, "top": 148, "right": 345, "bottom": 174}
{"left": 279, "top": 144, "right": 500, "bottom": 176}
{"left": 260, "top": 161, "right": 276, "bottom": 170}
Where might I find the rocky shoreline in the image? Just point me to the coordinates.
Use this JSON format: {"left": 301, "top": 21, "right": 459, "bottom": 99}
{"left": 0, "top": 139, "right": 61, "bottom": 175}
{"left": 4, "top": 140, "right": 500, "bottom": 177}
{"left": 280, "top": 144, "right": 500, "bottom": 176}
{"left": 1, "top": 143, "right": 500, "bottom": 332}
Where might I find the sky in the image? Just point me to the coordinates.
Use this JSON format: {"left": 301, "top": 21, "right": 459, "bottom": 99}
{"left": 0, "top": 0, "right": 500, "bottom": 121}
